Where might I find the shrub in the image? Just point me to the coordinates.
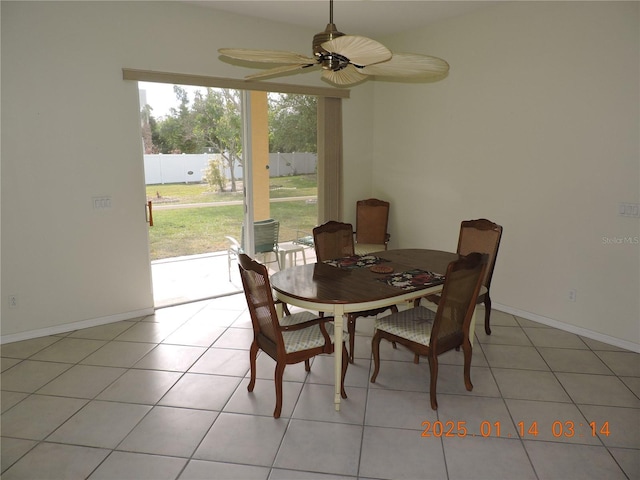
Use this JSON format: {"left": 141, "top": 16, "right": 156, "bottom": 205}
{"left": 203, "top": 158, "right": 225, "bottom": 192}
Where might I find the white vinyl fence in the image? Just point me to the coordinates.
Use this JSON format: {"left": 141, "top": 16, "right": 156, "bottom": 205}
{"left": 144, "top": 152, "right": 316, "bottom": 185}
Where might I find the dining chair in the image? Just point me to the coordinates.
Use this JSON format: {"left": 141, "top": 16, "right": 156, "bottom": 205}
{"left": 225, "top": 218, "right": 280, "bottom": 280}
{"left": 354, "top": 198, "right": 390, "bottom": 255}
{"left": 420, "top": 218, "right": 502, "bottom": 335}
{"left": 237, "top": 253, "right": 348, "bottom": 418}
{"left": 371, "top": 252, "right": 488, "bottom": 410}
{"left": 312, "top": 220, "right": 355, "bottom": 260}
{"left": 313, "top": 220, "right": 397, "bottom": 363}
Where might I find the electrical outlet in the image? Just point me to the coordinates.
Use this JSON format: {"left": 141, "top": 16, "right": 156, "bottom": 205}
{"left": 568, "top": 289, "right": 576, "bottom": 302}
{"left": 8, "top": 295, "right": 18, "bottom": 308}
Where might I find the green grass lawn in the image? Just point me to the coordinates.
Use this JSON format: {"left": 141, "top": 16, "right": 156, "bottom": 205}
{"left": 148, "top": 175, "right": 317, "bottom": 260}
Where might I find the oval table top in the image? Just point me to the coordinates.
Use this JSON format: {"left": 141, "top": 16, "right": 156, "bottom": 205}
{"left": 270, "top": 248, "right": 459, "bottom": 307}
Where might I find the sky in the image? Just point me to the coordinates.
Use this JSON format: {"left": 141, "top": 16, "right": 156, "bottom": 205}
{"left": 138, "top": 82, "right": 204, "bottom": 119}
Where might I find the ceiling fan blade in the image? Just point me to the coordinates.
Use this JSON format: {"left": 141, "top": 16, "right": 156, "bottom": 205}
{"left": 321, "top": 35, "right": 391, "bottom": 66}
{"left": 322, "top": 65, "right": 368, "bottom": 86}
{"left": 359, "top": 53, "right": 450, "bottom": 78}
{"left": 246, "top": 63, "right": 319, "bottom": 80}
{"left": 218, "top": 48, "right": 316, "bottom": 65}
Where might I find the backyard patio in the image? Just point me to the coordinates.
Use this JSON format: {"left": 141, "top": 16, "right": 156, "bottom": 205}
{"left": 152, "top": 243, "right": 316, "bottom": 308}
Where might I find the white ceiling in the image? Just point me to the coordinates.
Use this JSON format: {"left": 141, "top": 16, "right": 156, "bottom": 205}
{"left": 186, "top": 1, "right": 498, "bottom": 37}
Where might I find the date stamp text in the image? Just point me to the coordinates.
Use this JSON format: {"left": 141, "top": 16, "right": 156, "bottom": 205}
{"left": 420, "top": 420, "right": 610, "bottom": 439}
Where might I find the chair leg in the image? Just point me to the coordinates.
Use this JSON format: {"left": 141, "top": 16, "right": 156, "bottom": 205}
{"left": 462, "top": 340, "right": 474, "bottom": 392}
{"left": 304, "top": 359, "right": 311, "bottom": 372}
{"left": 390, "top": 305, "right": 399, "bottom": 350}
{"left": 370, "top": 332, "right": 382, "bottom": 383}
{"left": 278, "top": 250, "right": 285, "bottom": 271}
{"left": 341, "top": 343, "right": 349, "bottom": 399}
{"left": 484, "top": 295, "right": 492, "bottom": 335}
{"left": 273, "top": 361, "right": 285, "bottom": 419}
{"left": 248, "top": 342, "right": 258, "bottom": 392}
{"left": 348, "top": 315, "right": 356, "bottom": 363}
{"left": 428, "top": 355, "right": 439, "bottom": 410}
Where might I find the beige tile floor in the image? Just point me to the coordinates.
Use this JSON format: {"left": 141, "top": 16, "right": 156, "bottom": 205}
{"left": 1, "top": 251, "right": 639, "bottom": 479}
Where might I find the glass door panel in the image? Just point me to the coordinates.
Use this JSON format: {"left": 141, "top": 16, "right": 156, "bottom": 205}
{"left": 138, "top": 83, "right": 319, "bottom": 306}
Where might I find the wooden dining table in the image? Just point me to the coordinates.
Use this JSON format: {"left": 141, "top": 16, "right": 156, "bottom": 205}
{"left": 270, "top": 248, "right": 465, "bottom": 411}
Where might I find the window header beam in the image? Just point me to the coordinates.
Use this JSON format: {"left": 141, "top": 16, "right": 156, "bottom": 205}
{"left": 122, "top": 68, "right": 350, "bottom": 99}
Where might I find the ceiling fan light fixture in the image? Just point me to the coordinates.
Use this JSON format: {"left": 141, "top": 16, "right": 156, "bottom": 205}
{"left": 319, "top": 52, "right": 351, "bottom": 72}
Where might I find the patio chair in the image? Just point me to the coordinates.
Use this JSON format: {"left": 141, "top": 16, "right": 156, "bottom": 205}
{"left": 226, "top": 218, "right": 280, "bottom": 281}
{"left": 371, "top": 252, "right": 488, "bottom": 410}
{"left": 237, "top": 253, "right": 348, "bottom": 418}
{"left": 293, "top": 230, "right": 315, "bottom": 250}
{"left": 313, "top": 220, "right": 397, "bottom": 363}
{"left": 354, "top": 198, "right": 390, "bottom": 255}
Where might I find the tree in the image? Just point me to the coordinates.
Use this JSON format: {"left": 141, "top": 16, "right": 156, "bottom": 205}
{"left": 191, "top": 88, "right": 243, "bottom": 192}
{"left": 269, "top": 94, "right": 317, "bottom": 153}
{"left": 160, "top": 86, "right": 199, "bottom": 153}
{"left": 140, "top": 104, "right": 155, "bottom": 154}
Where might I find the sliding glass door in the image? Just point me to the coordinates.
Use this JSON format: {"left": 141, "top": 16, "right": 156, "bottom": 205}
{"left": 136, "top": 80, "right": 323, "bottom": 307}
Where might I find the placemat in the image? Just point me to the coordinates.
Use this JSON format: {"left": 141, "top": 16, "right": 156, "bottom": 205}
{"left": 377, "top": 269, "right": 445, "bottom": 290}
{"left": 323, "top": 255, "right": 390, "bottom": 269}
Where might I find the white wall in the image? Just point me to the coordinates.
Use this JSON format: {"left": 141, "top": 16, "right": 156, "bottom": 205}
{"left": 2, "top": 1, "right": 638, "bottom": 351}
{"left": 370, "top": 2, "right": 639, "bottom": 349}
{"left": 342, "top": 82, "right": 378, "bottom": 214}
{"left": 0, "top": 1, "right": 346, "bottom": 340}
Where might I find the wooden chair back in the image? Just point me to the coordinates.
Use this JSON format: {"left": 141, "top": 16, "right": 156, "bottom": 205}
{"left": 238, "top": 253, "right": 283, "bottom": 357}
{"left": 313, "top": 221, "right": 355, "bottom": 261}
{"left": 355, "top": 198, "right": 390, "bottom": 246}
{"left": 457, "top": 219, "right": 502, "bottom": 289}
{"left": 431, "top": 252, "right": 488, "bottom": 354}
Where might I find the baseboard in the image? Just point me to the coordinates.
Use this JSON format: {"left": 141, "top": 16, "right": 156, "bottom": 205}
{"left": 0, "top": 308, "right": 155, "bottom": 345}
{"left": 493, "top": 302, "right": 640, "bottom": 353}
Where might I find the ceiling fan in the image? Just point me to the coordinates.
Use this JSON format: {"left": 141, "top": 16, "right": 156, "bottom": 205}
{"left": 218, "top": 0, "right": 449, "bottom": 87}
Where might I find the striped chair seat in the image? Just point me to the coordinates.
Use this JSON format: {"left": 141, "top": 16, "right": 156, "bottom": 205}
{"left": 375, "top": 306, "right": 435, "bottom": 346}
{"left": 354, "top": 243, "right": 386, "bottom": 255}
{"left": 281, "top": 311, "right": 348, "bottom": 354}
{"left": 280, "top": 310, "right": 319, "bottom": 327}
